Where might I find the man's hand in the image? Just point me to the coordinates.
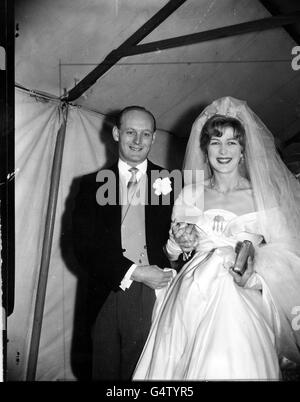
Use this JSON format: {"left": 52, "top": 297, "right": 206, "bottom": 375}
{"left": 229, "top": 256, "right": 255, "bottom": 287}
{"left": 131, "top": 265, "right": 173, "bottom": 289}
{"left": 172, "top": 222, "right": 198, "bottom": 253}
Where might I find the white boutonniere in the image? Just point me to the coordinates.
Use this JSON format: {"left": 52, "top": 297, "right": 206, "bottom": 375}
{"left": 153, "top": 177, "right": 172, "bottom": 196}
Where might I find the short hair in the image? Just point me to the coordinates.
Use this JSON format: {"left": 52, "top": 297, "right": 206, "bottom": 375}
{"left": 200, "top": 114, "right": 246, "bottom": 154}
{"left": 116, "top": 106, "right": 156, "bottom": 132}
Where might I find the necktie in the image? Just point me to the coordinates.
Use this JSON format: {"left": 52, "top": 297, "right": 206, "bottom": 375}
{"left": 127, "top": 167, "right": 138, "bottom": 202}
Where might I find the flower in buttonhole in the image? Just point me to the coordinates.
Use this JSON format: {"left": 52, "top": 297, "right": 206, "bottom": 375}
{"left": 153, "top": 177, "right": 172, "bottom": 196}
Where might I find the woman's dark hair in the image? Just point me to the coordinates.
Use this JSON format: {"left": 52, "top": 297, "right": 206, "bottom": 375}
{"left": 200, "top": 114, "right": 246, "bottom": 154}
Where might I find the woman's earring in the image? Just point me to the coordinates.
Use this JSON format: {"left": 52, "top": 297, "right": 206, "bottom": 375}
{"left": 239, "top": 154, "right": 244, "bottom": 164}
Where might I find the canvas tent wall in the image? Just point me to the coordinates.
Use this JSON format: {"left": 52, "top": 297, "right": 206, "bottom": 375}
{"left": 9, "top": 87, "right": 182, "bottom": 381}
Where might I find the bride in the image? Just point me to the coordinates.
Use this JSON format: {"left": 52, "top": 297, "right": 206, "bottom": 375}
{"left": 133, "top": 96, "right": 300, "bottom": 380}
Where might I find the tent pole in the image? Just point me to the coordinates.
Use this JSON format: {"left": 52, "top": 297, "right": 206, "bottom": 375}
{"left": 26, "top": 103, "right": 69, "bottom": 381}
{"left": 65, "top": 0, "right": 187, "bottom": 102}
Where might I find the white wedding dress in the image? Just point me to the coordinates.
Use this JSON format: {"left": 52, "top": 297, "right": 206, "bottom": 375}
{"left": 133, "top": 208, "right": 283, "bottom": 380}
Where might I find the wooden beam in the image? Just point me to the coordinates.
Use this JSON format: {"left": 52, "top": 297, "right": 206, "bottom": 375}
{"left": 259, "top": 1, "right": 300, "bottom": 45}
{"left": 116, "top": 12, "right": 300, "bottom": 57}
{"left": 65, "top": 0, "right": 187, "bottom": 102}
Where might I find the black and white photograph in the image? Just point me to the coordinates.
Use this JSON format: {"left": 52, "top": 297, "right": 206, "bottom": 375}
{"left": 2, "top": 0, "right": 300, "bottom": 387}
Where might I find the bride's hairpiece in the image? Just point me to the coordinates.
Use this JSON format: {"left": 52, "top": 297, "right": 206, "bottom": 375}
{"left": 202, "top": 104, "right": 244, "bottom": 125}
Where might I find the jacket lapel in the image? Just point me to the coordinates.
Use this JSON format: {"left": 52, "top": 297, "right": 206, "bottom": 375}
{"left": 98, "top": 163, "right": 122, "bottom": 232}
{"left": 100, "top": 161, "right": 164, "bottom": 239}
{"left": 145, "top": 161, "right": 161, "bottom": 231}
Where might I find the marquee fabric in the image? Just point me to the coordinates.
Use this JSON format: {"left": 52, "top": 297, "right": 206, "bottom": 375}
{"left": 9, "top": 88, "right": 178, "bottom": 380}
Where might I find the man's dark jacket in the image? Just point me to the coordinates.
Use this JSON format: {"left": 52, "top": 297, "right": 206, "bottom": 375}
{"left": 72, "top": 160, "right": 176, "bottom": 327}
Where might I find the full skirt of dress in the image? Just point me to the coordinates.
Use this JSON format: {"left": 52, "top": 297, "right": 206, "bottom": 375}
{"left": 133, "top": 247, "right": 280, "bottom": 380}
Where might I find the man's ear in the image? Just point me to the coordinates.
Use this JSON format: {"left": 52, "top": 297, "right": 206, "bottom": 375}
{"left": 152, "top": 131, "right": 156, "bottom": 144}
{"left": 112, "top": 126, "right": 119, "bottom": 142}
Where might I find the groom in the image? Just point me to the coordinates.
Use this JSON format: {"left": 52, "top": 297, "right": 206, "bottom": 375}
{"left": 72, "top": 106, "right": 175, "bottom": 380}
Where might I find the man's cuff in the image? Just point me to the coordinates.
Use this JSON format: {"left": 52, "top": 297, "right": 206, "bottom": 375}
{"left": 119, "top": 264, "right": 137, "bottom": 291}
{"left": 165, "top": 237, "right": 182, "bottom": 261}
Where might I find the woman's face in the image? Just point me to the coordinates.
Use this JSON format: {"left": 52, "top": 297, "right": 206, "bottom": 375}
{"left": 207, "top": 126, "right": 243, "bottom": 174}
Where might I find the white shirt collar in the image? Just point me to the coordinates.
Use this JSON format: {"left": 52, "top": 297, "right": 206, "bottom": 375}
{"left": 118, "top": 159, "right": 148, "bottom": 183}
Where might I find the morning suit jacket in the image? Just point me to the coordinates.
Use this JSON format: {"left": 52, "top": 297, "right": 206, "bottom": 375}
{"left": 72, "top": 160, "right": 175, "bottom": 327}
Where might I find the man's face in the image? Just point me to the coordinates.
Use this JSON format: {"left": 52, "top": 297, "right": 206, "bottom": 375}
{"left": 113, "top": 110, "right": 156, "bottom": 166}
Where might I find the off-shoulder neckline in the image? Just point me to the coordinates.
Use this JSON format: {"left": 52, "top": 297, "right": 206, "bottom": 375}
{"left": 203, "top": 209, "right": 258, "bottom": 221}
